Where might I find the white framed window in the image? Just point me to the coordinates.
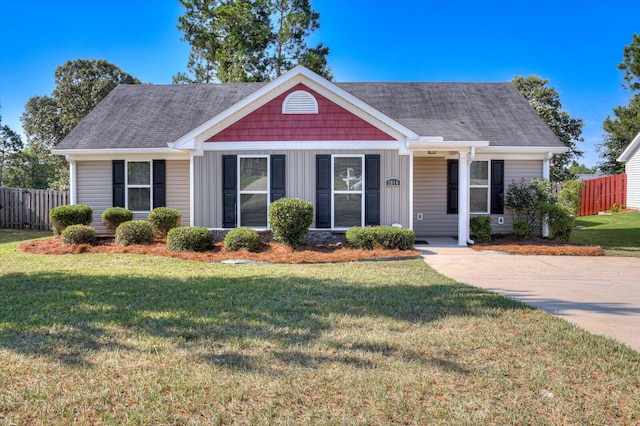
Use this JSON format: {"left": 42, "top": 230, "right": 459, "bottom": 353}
{"left": 332, "top": 155, "right": 364, "bottom": 228}
{"left": 470, "top": 160, "right": 490, "bottom": 214}
{"left": 126, "top": 161, "right": 152, "bottom": 212}
{"left": 238, "top": 155, "right": 269, "bottom": 228}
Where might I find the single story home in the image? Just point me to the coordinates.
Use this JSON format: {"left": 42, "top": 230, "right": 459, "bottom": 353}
{"left": 617, "top": 131, "right": 640, "bottom": 209}
{"left": 53, "top": 66, "right": 567, "bottom": 245}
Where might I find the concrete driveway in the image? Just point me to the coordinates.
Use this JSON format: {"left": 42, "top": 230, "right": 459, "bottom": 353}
{"left": 417, "top": 238, "right": 640, "bottom": 352}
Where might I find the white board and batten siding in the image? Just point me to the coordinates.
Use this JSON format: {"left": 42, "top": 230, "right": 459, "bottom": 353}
{"left": 412, "top": 158, "right": 543, "bottom": 237}
{"left": 625, "top": 143, "right": 640, "bottom": 209}
{"left": 76, "top": 160, "right": 190, "bottom": 234}
{"left": 193, "top": 149, "right": 411, "bottom": 229}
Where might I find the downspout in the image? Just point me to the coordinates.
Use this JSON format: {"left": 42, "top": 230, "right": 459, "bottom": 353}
{"left": 542, "top": 152, "right": 553, "bottom": 237}
{"left": 66, "top": 156, "right": 77, "bottom": 205}
{"left": 466, "top": 147, "right": 476, "bottom": 245}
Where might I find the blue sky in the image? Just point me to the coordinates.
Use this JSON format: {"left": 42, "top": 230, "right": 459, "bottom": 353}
{"left": 0, "top": 0, "right": 638, "bottom": 167}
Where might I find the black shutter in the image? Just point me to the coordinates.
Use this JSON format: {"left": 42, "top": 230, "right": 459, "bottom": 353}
{"left": 447, "top": 160, "right": 458, "bottom": 214}
{"left": 152, "top": 160, "right": 166, "bottom": 208}
{"left": 112, "top": 160, "right": 125, "bottom": 207}
{"left": 490, "top": 160, "right": 504, "bottom": 214}
{"left": 315, "top": 155, "right": 331, "bottom": 228}
{"left": 222, "top": 155, "right": 237, "bottom": 228}
{"left": 270, "top": 155, "right": 286, "bottom": 202}
{"left": 364, "top": 154, "right": 380, "bottom": 226}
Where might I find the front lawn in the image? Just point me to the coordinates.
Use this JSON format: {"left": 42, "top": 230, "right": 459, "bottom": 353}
{"left": 1, "top": 230, "right": 639, "bottom": 424}
{"left": 571, "top": 211, "right": 640, "bottom": 256}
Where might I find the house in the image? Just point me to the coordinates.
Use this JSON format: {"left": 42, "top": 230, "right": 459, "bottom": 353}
{"left": 617, "top": 131, "right": 640, "bottom": 209}
{"left": 53, "top": 66, "right": 567, "bottom": 246}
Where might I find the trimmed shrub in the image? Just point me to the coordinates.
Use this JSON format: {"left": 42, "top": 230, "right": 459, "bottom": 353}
{"left": 101, "top": 207, "right": 133, "bottom": 232}
{"left": 470, "top": 216, "right": 492, "bottom": 243}
{"left": 49, "top": 204, "right": 93, "bottom": 235}
{"left": 374, "top": 226, "right": 415, "bottom": 250}
{"left": 346, "top": 226, "right": 376, "bottom": 250}
{"left": 540, "top": 203, "right": 574, "bottom": 241}
{"left": 61, "top": 224, "right": 96, "bottom": 245}
{"left": 224, "top": 227, "right": 261, "bottom": 252}
{"left": 115, "top": 220, "right": 154, "bottom": 246}
{"left": 513, "top": 219, "right": 532, "bottom": 239}
{"left": 346, "top": 226, "right": 415, "bottom": 250}
{"left": 148, "top": 207, "right": 181, "bottom": 237}
{"left": 167, "top": 226, "right": 213, "bottom": 252}
{"left": 268, "top": 198, "right": 313, "bottom": 248}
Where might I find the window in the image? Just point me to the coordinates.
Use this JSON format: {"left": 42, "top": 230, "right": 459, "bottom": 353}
{"left": 127, "top": 161, "right": 151, "bottom": 211}
{"left": 221, "top": 155, "right": 286, "bottom": 229}
{"left": 470, "top": 161, "right": 489, "bottom": 213}
{"left": 447, "top": 160, "right": 504, "bottom": 215}
{"left": 333, "top": 155, "right": 364, "bottom": 228}
{"left": 316, "top": 154, "right": 379, "bottom": 229}
{"left": 238, "top": 156, "right": 269, "bottom": 227}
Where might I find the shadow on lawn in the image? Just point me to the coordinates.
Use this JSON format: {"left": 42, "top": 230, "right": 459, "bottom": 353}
{"left": 0, "top": 269, "right": 527, "bottom": 367}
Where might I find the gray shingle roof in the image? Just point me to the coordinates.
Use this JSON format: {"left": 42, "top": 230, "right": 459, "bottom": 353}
{"left": 57, "top": 80, "right": 563, "bottom": 150}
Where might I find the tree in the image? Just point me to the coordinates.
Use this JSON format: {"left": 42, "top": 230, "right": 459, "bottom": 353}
{"left": 618, "top": 33, "right": 640, "bottom": 91}
{"left": 599, "top": 34, "right": 640, "bottom": 174}
{"left": 598, "top": 93, "right": 640, "bottom": 174}
{"left": 0, "top": 114, "right": 24, "bottom": 187}
{"left": 569, "top": 162, "right": 596, "bottom": 175}
{"left": 513, "top": 75, "right": 584, "bottom": 182}
{"left": 21, "top": 59, "right": 140, "bottom": 189}
{"left": 174, "top": 0, "right": 331, "bottom": 84}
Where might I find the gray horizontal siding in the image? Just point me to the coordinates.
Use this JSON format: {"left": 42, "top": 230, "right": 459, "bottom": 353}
{"left": 413, "top": 158, "right": 543, "bottom": 237}
{"left": 413, "top": 157, "right": 457, "bottom": 237}
{"left": 77, "top": 160, "right": 191, "bottom": 233}
{"left": 194, "top": 149, "right": 410, "bottom": 229}
{"left": 166, "top": 160, "right": 190, "bottom": 226}
{"left": 76, "top": 161, "right": 112, "bottom": 234}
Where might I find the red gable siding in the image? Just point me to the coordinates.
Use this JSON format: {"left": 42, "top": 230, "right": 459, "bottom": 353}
{"left": 206, "top": 84, "right": 395, "bottom": 142}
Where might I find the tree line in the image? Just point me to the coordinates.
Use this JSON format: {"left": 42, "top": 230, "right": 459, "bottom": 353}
{"left": 1, "top": 0, "right": 638, "bottom": 190}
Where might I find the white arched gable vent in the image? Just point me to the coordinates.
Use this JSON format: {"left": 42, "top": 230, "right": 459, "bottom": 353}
{"left": 282, "top": 90, "right": 319, "bottom": 114}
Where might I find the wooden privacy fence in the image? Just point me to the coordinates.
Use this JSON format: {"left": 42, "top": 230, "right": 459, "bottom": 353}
{"left": 0, "top": 187, "right": 69, "bottom": 231}
{"left": 578, "top": 174, "right": 626, "bottom": 217}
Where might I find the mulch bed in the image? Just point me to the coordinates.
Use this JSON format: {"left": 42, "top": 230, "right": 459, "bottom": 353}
{"left": 471, "top": 234, "right": 605, "bottom": 256}
{"left": 18, "top": 236, "right": 422, "bottom": 264}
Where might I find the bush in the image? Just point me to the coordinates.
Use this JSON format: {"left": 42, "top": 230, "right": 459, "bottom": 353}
{"left": 345, "top": 226, "right": 376, "bottom": 250}
{"left": 268, "top": 198, "right": 313, "bottom": 248}
{"left": 49, "top": 204, "right": 93, "bottom": 235}
{"left": 374, "top": 226, "right": 415, "bottom": 250}
{"left": 101, "top": 207, "right": 133, "bottom": 232}
{"left": 115, "top": 220, "right": 154, "bottom": 246}
{"left": 513, "top": 219, "right": 532, "bottom": 239}
{"left": 539, "top": 203, "right": 574, "bottom": 241}
{"left": 148, "top": 207, "right": 181, "bottom": 237}
{"left": 346, "top": 226, "right": 415, "bottom": 250}
{"left": 167, "top": 226, "right": 213, "bottom": 252}
{"left": 224, "top": 227, "right": 261, "bottom": 252}
{"left": 61, "top": 224, "right": 96, "bottom": 245}
{"left": 557, "top": 180, "right": 584, "bottom": 216}
{"left": 470, "top": 216, "right": 492, "bottom": 243}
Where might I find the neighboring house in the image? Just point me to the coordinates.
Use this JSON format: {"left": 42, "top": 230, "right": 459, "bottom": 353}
{"left": 53, "top": 66, "right": 567, "bottom": 245}
{"left": 617, "top": 131, "right": 640, "bottom": 209}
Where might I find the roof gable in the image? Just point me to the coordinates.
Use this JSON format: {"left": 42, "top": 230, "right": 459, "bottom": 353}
{"left": 206, "top": 83, "right": 394, "bottom": 142}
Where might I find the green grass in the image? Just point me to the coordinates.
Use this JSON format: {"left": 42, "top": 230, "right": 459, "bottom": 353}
{"left": 571, "top": 211, "right": 640, "bottom": 256}
{"left": 1, "top": 230, "right": 640, "bottom": 424}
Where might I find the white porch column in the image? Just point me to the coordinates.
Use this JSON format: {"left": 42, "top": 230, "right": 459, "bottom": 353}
{"left": 457, "top": 151, "right": 469, "bottom": 246}
{"left": 541, "top": 152, "right": 552, "bottom": 237}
